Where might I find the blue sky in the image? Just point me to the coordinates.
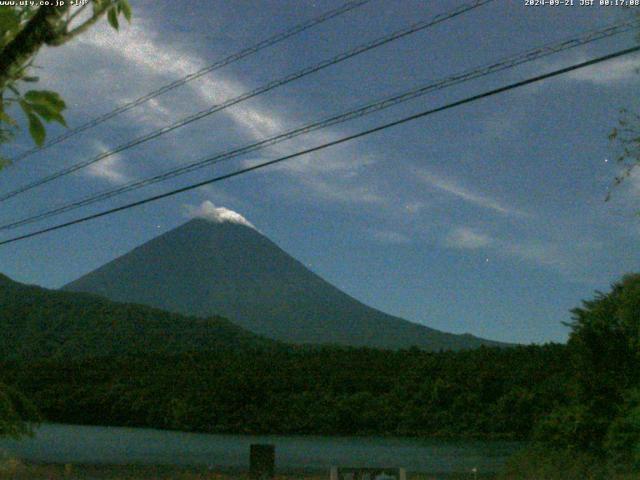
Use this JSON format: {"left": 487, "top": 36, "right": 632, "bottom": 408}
{"left": 0, "top": 0, "right": 639, "bottom": 344}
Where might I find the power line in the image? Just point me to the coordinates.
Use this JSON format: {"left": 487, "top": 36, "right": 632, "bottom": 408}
{"left": 8, "top": 0, "right": 373, "bottom": 163}
{"left": 0, "top": 0, "right": 494, "bottom": 203}
{"left": 1, "top": 44, "right": 638, "bottom": 247}
{"left": 2, "top": 19, "right": 636, "bottom": 231}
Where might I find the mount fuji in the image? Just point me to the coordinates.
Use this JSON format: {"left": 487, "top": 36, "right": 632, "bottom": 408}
{"left": 64, "top": 205, "right": 504, "bottom": 350}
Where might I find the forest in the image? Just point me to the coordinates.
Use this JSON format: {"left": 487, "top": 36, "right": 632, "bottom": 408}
{"left": 0, "top": 344, "right": 568, "bottom": 438}
{"left": 0, "top": 273, "right": 639, "bottom": 478}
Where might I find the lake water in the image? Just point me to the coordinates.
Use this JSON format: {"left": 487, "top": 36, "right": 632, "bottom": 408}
{"left": 0, "top": 423, "right": 523, "bottom": 475}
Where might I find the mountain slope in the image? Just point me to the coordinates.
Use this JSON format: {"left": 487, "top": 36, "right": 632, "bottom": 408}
{"left": 64, "top": 217, "right": 503, "bottom": 350}
{"left": 0, "top": 273, "right": 273, "bottom": 361}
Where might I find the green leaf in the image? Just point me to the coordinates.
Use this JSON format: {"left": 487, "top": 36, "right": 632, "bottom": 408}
{"left": 29, "top": 103, "right": 67, "bottom": 127}
{"left": 119, "top": 0, "right": 132, "bottom": 22}
{"left": 0, "top": 125, "right": 15, "bottom": 144}
{"left": 21, "top": 76, "right": 39, "bottom": 83}
{"left": 24, "top": 90, "right": 66, "bottom": 111}
{"left": 0, "top": 8, "right": 20, "bottom": 33}
{"left": 107, "top": 7, "right": 119, "bottom": 30}
{"left": 26, "top": 112, "right": 45, "bottom": 146}
{"left": 18, "top": 99, "right": 32, "bottom": 116}
{"left": 0, "top": 110, "right": 16, "bottom": 126}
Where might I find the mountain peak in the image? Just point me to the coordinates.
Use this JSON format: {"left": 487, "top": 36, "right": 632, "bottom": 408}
{"left": 65, "top": 206, "right": 506, "bottom": 351}
{"left": 185, "top": 201, "right": 255, "bottom": 230}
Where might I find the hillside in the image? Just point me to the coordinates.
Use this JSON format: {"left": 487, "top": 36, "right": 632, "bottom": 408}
{"left": 65, "top": 217, "right": 505, "bottom": 350}
{"left": 0, "top": 273, "right": 273, "bottom": 361}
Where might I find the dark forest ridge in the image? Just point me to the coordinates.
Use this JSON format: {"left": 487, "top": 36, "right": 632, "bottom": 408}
{"left": 0, "top": 273, "right": 274, "bottom": 361}
{"left": 64, "top": 214, "right": 506, "bottom": 351}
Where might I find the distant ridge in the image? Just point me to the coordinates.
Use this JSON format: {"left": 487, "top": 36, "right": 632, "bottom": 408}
{"left": 64, "top": 212, "right": 505, "bottom": 351}
{"left": 0, "top": 273, "right": 274, "bottom": 361}
{"left": 0, "top": 272, "right": 19, "bottom": 286}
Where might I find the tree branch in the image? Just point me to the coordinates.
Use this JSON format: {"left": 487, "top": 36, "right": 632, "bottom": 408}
{"left": 47, "top": 1, "right": 116, "bottom": 47}
{"left": 0, "top": 6, "right": 70, "bottom": 89}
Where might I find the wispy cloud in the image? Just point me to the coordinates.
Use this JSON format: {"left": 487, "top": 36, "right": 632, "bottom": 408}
{"left": 76, "top": 20, "right": 284, "bottom": 141}
{"left": 503, "top": 241, "right": 567, "bottom": 270}
{"left": 530, "top": 52, "right": 640, "bottom": 87}
{"left": 67, "top": 17, "right": 385, "bottom": 207}
{"left": 301, "top": 176, "right": 386, "bottom": 205}
{"left": 416, "top": 170, "right": 527, "bottom": 217}
{"left": 443, "top": 224, "right": 601, "bottom": 281}
{"left": 565, "top": 55, "right": 639, "bottom": 85}
{"left": 445, "top": 226, "right": 493, "bottom": 249}
{"left": 84, "top": 142, "right": 129, "bottom": 184}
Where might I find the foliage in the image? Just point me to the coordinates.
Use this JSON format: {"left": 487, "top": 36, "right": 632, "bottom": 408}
{"left": 532, "top": 403, "right": 609, "bottom": 453}
{"left": 566, "top": 273, "right": 640, "bottom": 433}
{"left": 0, "top": 274, "right": 275, "bottom": 360}
{"left": 0, "top": 274, "right": 569, "bottom": 439}
{"left": 0, "top": 344, "right": 569, "bottom": 439}
{"left": 500, "top": 446, "right": 611, "bottom": 480}
{"left": 604, "top": 388, "right": 640, "bottom": 471}
{"left": 0, "top": 0, "right": 133, "bottom": 435}
{"left": 0, "top": 382, "right": 39, "bottom": 439}
{"left": 510, "top": 274, "right": 640, "bottom": 476}
{"left": 605, "top": 8, "right": 640, "bottom": 203}
{"left": 608, "top": 109, "right": 640, "bottom": 202}
{"left": 0, "top": 272, "right": 269, "bottom": 438}
{"left": 0, "top": 1, "right": 131, "bottom": 166}
{"left": 1, "top": 271, "right": 639, "bottom": 479}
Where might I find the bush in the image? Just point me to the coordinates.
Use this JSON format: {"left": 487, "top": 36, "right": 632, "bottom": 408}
{"left": 604, "top": 388, "right": 640, "bottom": 471}
{"left": 500, "top": 446, "right": 609, "bottom": 480}
{"left": 0, "top": 382, "right": 39, "bottom": 438}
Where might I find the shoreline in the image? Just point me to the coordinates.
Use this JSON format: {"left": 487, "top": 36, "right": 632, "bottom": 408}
{"left": 18, "top": 420, "right": 528, "bottom": 442}
{"left": 0, "top": 460, "right": 500, "bottom": 480}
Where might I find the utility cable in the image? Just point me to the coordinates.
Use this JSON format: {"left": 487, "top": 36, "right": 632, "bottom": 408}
{"left": 1, "top": 44, "right": 638, "bottom": 246}
{"left": 0, "top": 19, "right": 635, "bottom": 231}
{"left": 8, "top": 0, "right": 374, "bottom": 163}
{"left": 0, "top": 0, "right": 493, "bottom": 202}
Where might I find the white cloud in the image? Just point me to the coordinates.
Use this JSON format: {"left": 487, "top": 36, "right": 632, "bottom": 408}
{"left": 446, "top": 226, "right": 493, "bottom": 249}
{"left": 443, "top": 225, "right": 600, "bottom": 280}
{"left": 184, "top": 200, "right": 255, "bottom": 229}
{"left": 565, "top": 56, "right": 639, "bottom": 85}
{"left": 77, "top": 20, "right": 280, "bottom": 139}
{"left": 416, "top": 170, "right": 527, "bottom": 217}
{"left": 297, "top": 174, "right": 386, "bottom": 205}
{"left": 529, "top": 52, "right": 639, "bottom": 88}
{"left": 65, "top": 17, "right": 383, "bottom": 207}
{"left": 500, "top": 240, "right": 565, "bottom": 268}
{"left": 84, "top": 142, "right": 128, "bottom": 184}
{"left": 243, "top": 150, "right": 387, "bottom": 206}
